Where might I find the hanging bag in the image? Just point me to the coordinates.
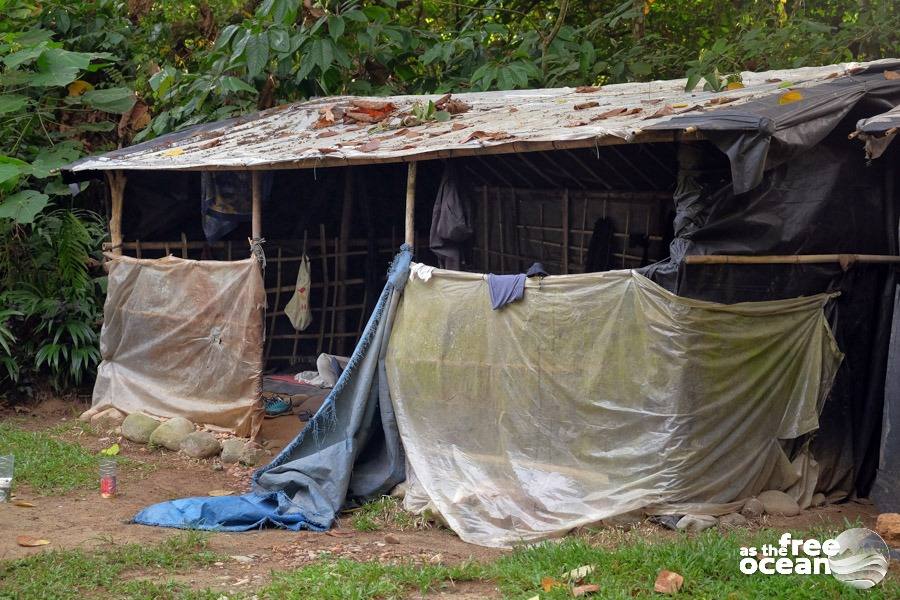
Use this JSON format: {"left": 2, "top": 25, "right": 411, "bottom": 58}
{"left": 285, "top": 254, "right": 313, "bottom": 331}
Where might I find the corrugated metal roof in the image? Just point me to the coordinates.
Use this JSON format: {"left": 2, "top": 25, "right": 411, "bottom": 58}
{"left": 64, "top": 60, "right": 897, "bottom": 173}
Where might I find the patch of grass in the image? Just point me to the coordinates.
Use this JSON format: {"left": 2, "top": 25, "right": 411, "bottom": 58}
{"left": 490, "top": 528, "right": 900, "bottom": 599}
{"left": 0, "top": 421, "right": 149, "bottom": 495}
{"left": 348, "top": 496, "right": 430, "bottom": 532}
{"left": 0, "top": 532, "right": 219, "bottom": 600}
{"left": 260, "top": 558, "right": 484, "bottom": 600}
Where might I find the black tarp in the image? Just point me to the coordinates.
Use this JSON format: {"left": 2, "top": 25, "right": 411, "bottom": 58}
{"left": 642, "top": 66, "right": 900, "bottom": 499}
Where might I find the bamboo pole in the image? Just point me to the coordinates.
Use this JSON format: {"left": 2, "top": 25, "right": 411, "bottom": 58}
{"left": 561, "top": 188, "right": 569, "bottom": 274}
{"left": 105, "top": 171, "right": 127, "bottom": 256}
{"left": 404, "top": 162, "right": 417, "bottom": 248}
{"left": 684, "top": 254, "right": 900, "bottom": 265}
{"left": 251, "top": 171, "right": 263, "bottom": 241}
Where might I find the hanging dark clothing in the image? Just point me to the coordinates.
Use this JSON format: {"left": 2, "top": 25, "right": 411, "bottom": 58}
{"left": 429, "top": 163, "right": 473, "bottom": 270}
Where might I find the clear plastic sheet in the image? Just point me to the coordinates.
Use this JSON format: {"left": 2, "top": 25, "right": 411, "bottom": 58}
{"left": 387, "top": 266, "right": 842, "bottom": 547}
{"left": 91, "top": 255, "right": 265, "bottom": 436}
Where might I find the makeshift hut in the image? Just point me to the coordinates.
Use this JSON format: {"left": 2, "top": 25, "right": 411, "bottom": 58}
{"left": 62, "top": 59, "right": 900, "bottom": 546}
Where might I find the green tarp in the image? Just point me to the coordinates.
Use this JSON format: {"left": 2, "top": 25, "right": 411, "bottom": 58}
{"left": 387, "top": 266, "right": 842, "bottom": 547}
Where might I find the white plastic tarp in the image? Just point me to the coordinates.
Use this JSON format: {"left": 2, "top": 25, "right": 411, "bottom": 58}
{"left": 91, "top": 255, "right": 265, "bottom": 436}
{"left": 386, "top": 266, "right": 842, "bottom": 547}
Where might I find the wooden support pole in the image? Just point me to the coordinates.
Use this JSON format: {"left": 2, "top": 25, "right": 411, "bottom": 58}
{"left": 105, "top": 171, "right": 127, "bottom": 256}
{"left": 404, "top": 162, "right": 417, "bottom": 248}
{"left": 684, "top": 254, "right": 900, "bottom": 265}
{"left": 251, "top": 171, "right": 263, "bottom": 241}
{"left": 561, "top": 188, "right": 569, "bottom": 274}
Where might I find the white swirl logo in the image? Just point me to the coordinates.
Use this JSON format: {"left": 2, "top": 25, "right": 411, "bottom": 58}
{"left": 827, "top": 528, "right": 890, "bottom": 589}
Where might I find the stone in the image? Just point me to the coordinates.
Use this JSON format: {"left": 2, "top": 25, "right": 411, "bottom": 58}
{"left": 718, "top": 513, "right": 749, "bottom": 528}
{"left": 811, "top": 493, "right": 827, "bottom": 508}
{"left": 90, "top": 407, "right": 126, "bottom": 431}
{"left": 148, "top": 417, "right": 195, "bottom": 451}
{"left": 654, "top": 570, "right": 684, "bottom": 594}
{"left": 180, "top": 431, "right": 222, "bottom": 459}
{"left": 221, "top": 438, "right": 247, "bottom": 464}
{"left": 239, "top": 443, "right": 266, "bottom": 466}
{"left": 741, "top": 498, "right": 765, "bottom": 519}
{"left": 384, "top": 533, "right": 401, "bottom": 544}
{"left": 78, "top": 406, "right": 100, "bottom": 422}
{"left": 675, "top": 514, "right": 717, "bottom": 532}
{"left": 757, "top": 490, "right": 801, "bottom": 516}
{"left": 875, "top": 513, "right": 900, "bottom": 547}
{"left": 121, "top": 413, "right": 161, "bottom": 444}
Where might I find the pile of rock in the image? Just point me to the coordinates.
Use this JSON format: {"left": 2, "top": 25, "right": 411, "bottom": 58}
{"left": 663, "top": 490, "right": 820, "bottom": 533}
{"left": 83, "top": 407, "right": 265, "bottom": 466}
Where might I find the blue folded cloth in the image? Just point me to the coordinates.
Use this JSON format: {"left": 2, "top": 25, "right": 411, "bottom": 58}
{"left": 487, "top": 274, "right": 526, "bottom": 310}
{"left": 133, "top": 491, "right": 328, "bottom": 532}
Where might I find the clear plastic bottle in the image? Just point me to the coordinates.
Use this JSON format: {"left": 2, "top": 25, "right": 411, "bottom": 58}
{"left": 0, "top": 455, "right": 12, "bottom": 502}
{"left": 99, "top": 458, "right": 117, "bottom": 498}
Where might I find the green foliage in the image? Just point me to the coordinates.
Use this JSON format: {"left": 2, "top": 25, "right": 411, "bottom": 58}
{"left": 0, "top": 1, "right": 131, "bottom": 395}
{"left": 348, "top": 495, "right": 430, "bottom": 532}
{"left": 0, "top": 209, "right": 106, "bottom": 391}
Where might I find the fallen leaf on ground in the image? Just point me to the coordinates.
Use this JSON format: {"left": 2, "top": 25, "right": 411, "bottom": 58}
{"left": 12, "top": 500, "right": 35, "bottom": 507}
{"left": 654, "top": 570, "right": 684, "bottom": 594}
{"left": 573, "top": 584, "right": 601, "bottom": 596}
{"left": 574, "top": 101, "right": 600, "bottom": 111}
{"left": 208, "top": 489, "right": 234, "bottom": 496}
{"left": 575, "top": 85, "right": 601, "bottom": 93}
{"left": 325, "top": 529, "right": 354, "bottom": 537}
{"left": 885, "top": 70, "right": 900, "bottom": 80}
{"left": 16, "top": 536, "right": 50, "bottom": 547}
{"left": 562, "top": 565, "right": 594, "bottom": 582}
{"left": 100, "top": 443, "right": 120, "bottom": 456}
{"left": 778, "top": 90, "right": 804, "bottom": 105}
{"left": 541, "top": 576, "right": 561, "bottom": 591}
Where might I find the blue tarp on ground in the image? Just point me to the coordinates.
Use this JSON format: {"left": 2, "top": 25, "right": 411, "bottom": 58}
{"left": 133, "top": 246, "right": 412, "bottom": 531}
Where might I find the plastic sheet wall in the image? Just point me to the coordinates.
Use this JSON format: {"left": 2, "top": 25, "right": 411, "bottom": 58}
{"left": 91, "top": 255, "right": 265, "bottom": 436}
{"left": 643, "top": 136, "right": 898, "bottom": 498}
{"left": 386, "top": 268, "right": 841, "bottom": 547}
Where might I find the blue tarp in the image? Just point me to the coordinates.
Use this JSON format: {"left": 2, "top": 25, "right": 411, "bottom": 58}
{"left": 134, "top": 246, "right": 412, "bottom": 531}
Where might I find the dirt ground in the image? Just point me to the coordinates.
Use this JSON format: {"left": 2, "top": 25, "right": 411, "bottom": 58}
{"left": 0, "top": 401, "right": 887, "bottom": 597}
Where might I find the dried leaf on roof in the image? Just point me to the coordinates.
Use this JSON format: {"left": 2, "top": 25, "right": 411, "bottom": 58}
{"left": 462, "top": 130, "right": 512, "bottom": 143}
{"left": 644, "top": 105, "right": 674, "bottom": 119}
{"left": 575, "top": 85, "right": 602, "bottom": 93}
{"left": 574, "top": 101, "right": 600, "bottom": 111}
{"left": 314, "top": 105, "right": 336, "bottom": 129}
{"left": 778, "top": 90, "right": 804, "bottom": 105}
{"left": 885, "top": 70, "right": 900, "bottom": 80}
{"left": 346, "top": 99, "right": 396, "bottom": 124}
{"left": 435, "top": 93, "right": 471, "bottom": 115}
{"left": 359, "top": 140, "right": 381, "bottom": 152}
